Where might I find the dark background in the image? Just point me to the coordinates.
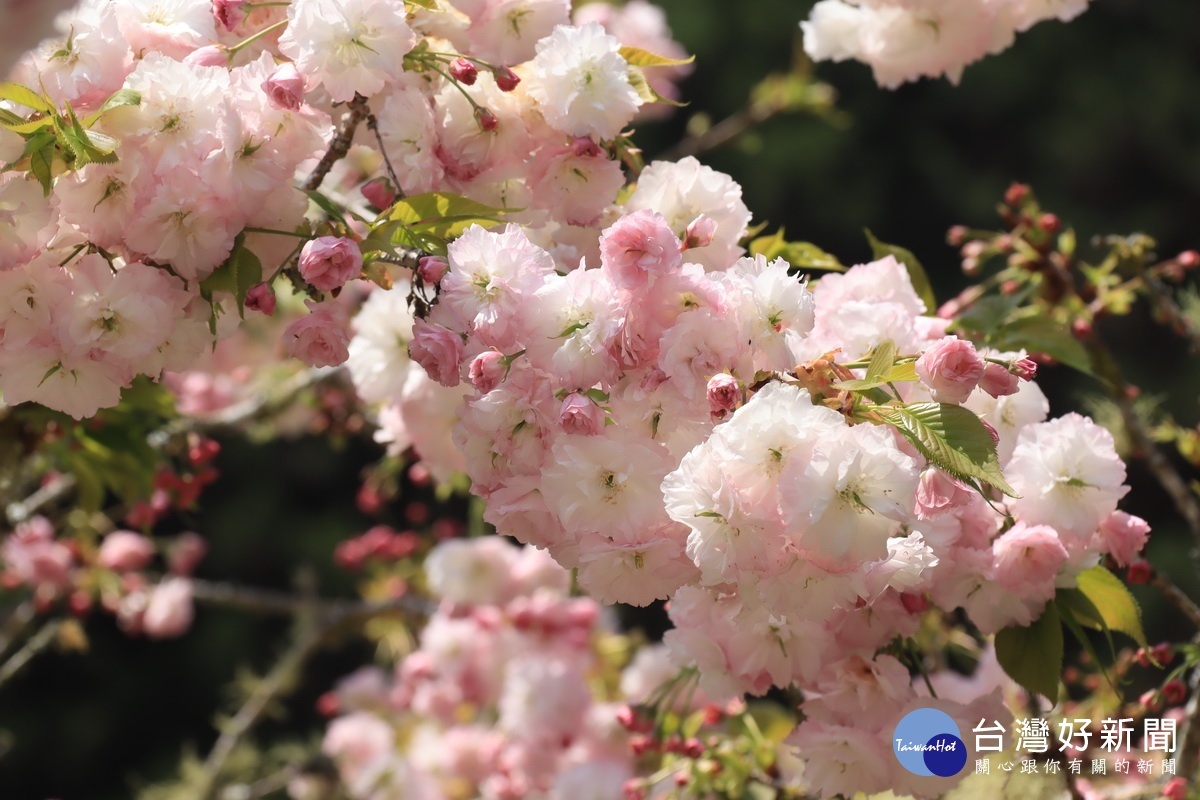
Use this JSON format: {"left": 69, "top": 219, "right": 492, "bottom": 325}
{"left": 4, "top": 1, "right": 1200, "bottom": 796}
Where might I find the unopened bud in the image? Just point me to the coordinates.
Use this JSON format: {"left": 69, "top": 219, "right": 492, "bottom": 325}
{"left": 417, "top": 255, "right": 448, "bottom": 284}
{"left": 474, "top": 106, "right": 498, "bottom": 132}
{"left": 1004, "top": 182, "right": 1029, "bottom": 207}
{"left": 361, "top": 176, "right": 396, "bottom": 209}
{"left": 1139, "top": 689, "right": 1163, "bottom": 713}
{"left": 245, "top": 283, "right": 277, "bottom": 316}
{"left": 263, "top": 63, "right": 306, "bottom": 111}
{"left": 706, "top": 373, "right": 740, "bottom": 421}
{"left": 1177, "top": 250, "right": 1200, "bottom": 269}
{"left": 946, "top": 225, "right": 968, "bottom": 247}
{"left": 449, "top": 57, "right": 478, "bottom": 85}
{"left": 212, "top": 0, "right": 247, "bottom": 31}
{"left": 1039, "top": 213, "right": 1061, "bottom": 234}
{"left": 1163, "top": 678, "right": 1187, "bottom": 705}
{"left": 183, "top": 45, "right": 228, "bottom": 67}
{"left": 683, "top": 215, "right": 717, "bottom": 250}
{"left": 493, "top": 66, "right": 521, "bottom": 92}
{"left": 1127, "top": 559, "right": 1153, "bottom": 584}
{"left": 1071, "top": 318, "right": 1092, "bottom": 339}
{"left": 1012, "top": 358, "right": 1037, "bottom": 381}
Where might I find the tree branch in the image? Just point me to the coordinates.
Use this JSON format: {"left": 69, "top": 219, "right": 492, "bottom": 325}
{"left": 303, "top": 96, "right": 370, "bottom": 193}
{"left": 0, "top": 619, "right": 60, "bottom": 690}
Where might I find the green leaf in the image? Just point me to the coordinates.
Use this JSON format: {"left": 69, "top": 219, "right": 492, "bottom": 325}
{"left": 877, "top": 402, "right": 1017, "bottom": 496}
{"left": 865, "top": 339, "right": 896, "bottom": 382}
{"left": 1072, "top": 565, "right": 1146, "bottom": 647}
{"left": 404, "top": 0, "right": 438, "bottom": 7}
{"left": 989, "top": 316, "right": 1094, "bottom": 376}
{"left": 618, "top": 45, "right": 694, "bottom": 68}
{"left": 304, "top": 189, "right": 350, "bottom": 227}
{"left": 834, "top": 362, "right": 917, "bottom": 392}
{"left": 0, "top": 114, "right": 53, "bottom": 135}
{"left": 386, "top": 191, "right": 511, "bottom": 239}
{"left": 749, "top": 230, "right": 845, "bottom": 272}
{"left": 82, "top": 88, "right": 141, "bottom": 126}
{"left": 200, "top": 233, "right": 262, "bottom": 318}
{"left": 0, "top": 82, "right": 53, "bottom": 113}
{"left": 626, "top": 66, "right": 687, "bottom": 107}
{"left": 866, "top": 229, "right": 936, "bottom": 313}
{"left": 995, "top": 603, "right": 1064, "bottom": 704}
{"left": 28, "top": 141, "right": 55, "bottom": 195}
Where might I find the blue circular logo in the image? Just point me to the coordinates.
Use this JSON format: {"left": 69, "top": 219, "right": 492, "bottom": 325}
{"left": 893, "top": 708, "right": 967, "bottom": 777}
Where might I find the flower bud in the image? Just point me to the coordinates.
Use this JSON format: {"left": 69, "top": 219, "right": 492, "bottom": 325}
{"left": 1013, "top": 357, "right": 1038, "bottom": 381}
{"left": 299, "top": 236, "right": 363, "bottom": 291}
{"left": 183, "top": 45, "right": 228, "bottom": 67}
{"left": 914, "top": 468, "right": 971, "bottom": 519}
{"left": 1163, "top": 678, "right": 1187, "bottom": 705}
{"left": 493, "top": 66, "right": 521, "bottom": 91}
{"left": 1151, "top": 642, "right": 1175, "bottom": 665}
{"left": 142, "top": 578, "right": 194, "bottom": 639}
{"left": 1164, "top": 777, "right": 1188, "bottom": 800}
{"left": 469, "top": 350, "right": 506, "bottom": 393}
{"left": 1177, "top": 250, "right": 1200, "bottom": 269}
{"left": 946, "top": 225, "right": 968, "bottom": 246}
{"left": 417, "top": 255, "right": 448, "bottom": 284}
{"left": 449, "top": 57, "right": 478, "bottom": 85}
{"left": 361, "top": 176, "right": 396, "bottom": 209}
{"left": 474, "top": 106, "right": 499, "bottom": 132}
{"left": 560, "top": 392, "right": 605, "bottom": 435}
{"left": 263, "top": 63, "right": 306, "bottom": 111}
{"left": 1004, "top": 182, "right": 1029, "bottom": 206}
{"left": 915, "top": 337, "right": 985, "bottom": 404}
{"left": 97, "top": 531, "right": 155, "bottom": 572}
{"left": 683, "top": 214, "right": 717, "bottom": 250}
{"left": 706, "top": 373, "right": 740, "bottom": 421}
{"left": 1038, "top": 213, "right": 1061, "bottom": 234}
{"left": 212, "top": 0, "right": 247, "bottom": 31}
{"left": 979, "top": 362, "right": 1019, "bottom": 398}
{"left": 1139, "top": 689, "right": 1163, "bottom": 713}
{"left": 244, "top": 283, "right": 276, "bottom": 315}
{"left": 409, "top": 318, "right": 464, "bottom": 387}
{"left": 1127, "top": 559, "right": 1153, "bottom": 584}
{"left": 168, "top": 532, "right": 207, "bottom": 576}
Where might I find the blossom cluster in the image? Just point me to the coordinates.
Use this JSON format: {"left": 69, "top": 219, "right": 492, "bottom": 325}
{"left": 315, "top": 537, "right": 644, "bottom": 800}
{"left": 800, "top": 0, "right": 1092, "bottom": 87}
{"left": 2, "top": 0, "right": 691, "bottom": 419}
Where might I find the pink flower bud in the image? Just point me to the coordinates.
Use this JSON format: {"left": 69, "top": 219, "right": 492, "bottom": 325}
{"left": 244, "top": 283, "right": 276, "bottom": 316}
{"left": 263, "top": 63, "right": 306, "bottom": 111}
{"left": 361, "top": 176, "right": 396, "bottom": 209}
{"left": 570, "top": 136, "right": 603, "bottom": 158}
{"left": 683, "top": 214, "right": 717, "bottom": 250}
{"left": 1098, "top": 510, "right": 1150, "bottom": 568}
{"left": 1164, "top": 777, "right": 1188, "bottom": 800}
{"left": 914, "top": 337, "right": 985, "bottom": 404}
{"left": 284, "top": 303, "right": 351, "bottom": 367}
{"left": 184, "top": 45, "right": 229, "bottom": 67}
{"left": 168, "top": 532, "right": 207, "bottom": 576}
{"left": 914, "top": 468, "right": 971, "bottom": 520}
{"left": 299, "top": 236, "right": 362, "bottom": 291}
{"left": 706, "top": 373, "right": 740, "bottom": 421}
{"left": 142, "top": 577, "right": 194, "bottom": 639}
{"left": 408, "top": 318, "right": 464, "bottom": 387}
{"left": 979, "top": 361, "right": 1019, "bottom": 398}
{"left": 1163, "top": 679, "right": 1187, "bottom": 705}
{"left": 418, "top": 255, "right": 448, "bottom": 284}
{"left": 212, "top": 0, "right": 247, "bottom": 31}
{"left": 1013, "top": 358, "right": 1037, "bottom": 381}
{"left": 474, "top": 106, "right": 499, "bottom": 132}
{"left": 1127, "top": 559, "right": 1153, "bottom": 584}
{"left": 449, "top": 57, "right": 478, "bottom": 85}
{"left": 97, "top": 531, "right": 155, "bottom": 572}
{"left": 493, "top": 66, "right": 520, "bottom": 91}
{"left": 559, "top": 393, "right": 604, "bottom": 435}
{"left": 469, "top": 350, "right": 506, "bottom": 393}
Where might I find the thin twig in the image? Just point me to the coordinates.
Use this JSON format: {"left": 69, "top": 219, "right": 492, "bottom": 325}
{"left": 303, "top": 96, "right": 370, "bottom": 193}
{"left": 5, "top": 474, "right": 76, "bottom": 526}
{"left": 364, "top": 106, "right": 403, "bottom": 199}
{"left": 1148, "top": 572, "right": 1200, "bottom": 630}
{"left": 0, "top": 619, "right": 61, "bottom": 689}
{"left": 0, "top": 601, "right": 34, "bottom": 658}
{"left": 190, "top": 578, "right": 433, "bottom": 620}
{"left": 195, "top": 622, "right": 323, "bottom": 800}
{"left": 660, "top": 101, "right": 781, "bottom": 162}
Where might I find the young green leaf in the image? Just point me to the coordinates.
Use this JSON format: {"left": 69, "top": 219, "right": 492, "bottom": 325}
{"left": 877, "top": 402, "right": 1017, "bottom": 496}
{"left": 995, "top": 603, "right": 1064, "bottom": 704}
{"left": 989, "top": 316, "right": 1095, "bottom": 377}
{"left": 0, "top": 82, "right": 53, "bottom": 114}
{"left": 865, "top": 339, "right": 896, "bottom": 383}
{"left": 1072, "top": 565, "right": 1146, "bottom": 647}
{"left": 618, "top": 45, "right": 695, "bottom": 68}
{"left": 386, "top": 191, "right": 511, "bottom": 239}
{"left": 200, "top": 234, "right": 263, "bottom": 318}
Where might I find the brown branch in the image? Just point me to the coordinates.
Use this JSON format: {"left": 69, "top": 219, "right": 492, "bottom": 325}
{"left": 303, "top": 96, "right": 370, "bottom": 193}
{"left": 1148, "top": 572, "right": 1200, "bottom": 630}
{"left": 0, "top": 619, "right": 60, "bottom": 689}
{"left": 190, "top": 578, "right": 433, "bottom": 620}
{"left": 364, "top": 105, "right": 403, "bottom": 199}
